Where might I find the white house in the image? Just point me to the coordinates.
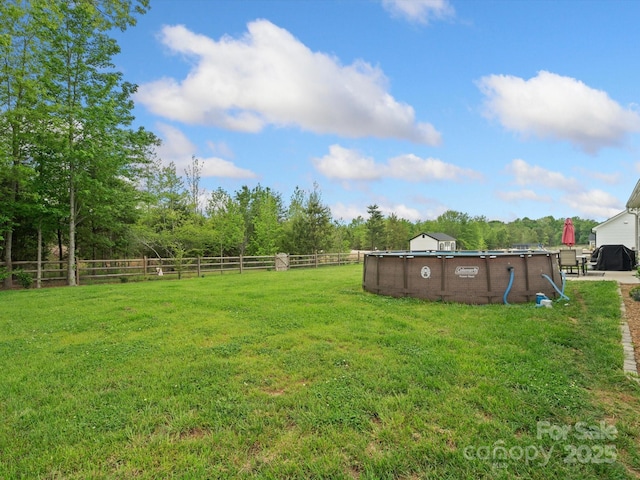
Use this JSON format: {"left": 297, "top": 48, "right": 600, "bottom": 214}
{"left": 626, "top": 179, "right": 640, "bottom": 252}
{"left": 409, "top": 232, "right": 456, "bottom": 251}
{"left": 591, "top": 210, "right": 636, "bottom": 249}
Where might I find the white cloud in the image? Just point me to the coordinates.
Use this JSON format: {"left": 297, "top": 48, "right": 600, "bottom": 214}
{"left": 155, "top": 123, "right": 257, "bottom": 179}
{"left": 313, "top": 145, "right": 382, "bottom": 181}
{"left": 379, "top": 203, "right": 423, "bottom": 222}
{"left": 313, "top": 145, "right": 481, "bottom": 182}
{"left": 478, "top": 71, "right": 640, "bottom": 153}
{"left": 505, "top": 159, "right": 581, "bottom": 192}
{"left": 382, "top": 0, "right": 455, "bottom": 24}
{"left": 408, "top": 194, "right": 449, "bottom": 219}
{"left": 137, "top": 21, "right": 441, "bottom": 145}
{"left": 205, "top": 140, "right": 235, "bottom": 160}
{"left": 563, "top": 189, "right": 622, "bottom": 219}
{"left": 502, "top": 159, "right": 624, "bottom": 218}
{"left": 496, "top": 189, "right": 552, "bottom": 203}
{"left": 578, "top": 169, "right": 621, "bottom": 185}
{"left": 330, "top": 201, "right": 423, "bottom": 222}
{"left": 155, "top": 122, "right": 197, "bottom": 164}
{"left": 330, "top": 202, "right": 368, "bottom": 222}
{"left": 198, "top": 157, "right": 257, "bottom": 179}
{"left": 386, "top": 154, "right": 483, "bottom": 182}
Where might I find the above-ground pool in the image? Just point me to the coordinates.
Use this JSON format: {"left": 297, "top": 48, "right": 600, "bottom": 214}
{"left": 363, "top": 251, "right": 562, "bottom": 304}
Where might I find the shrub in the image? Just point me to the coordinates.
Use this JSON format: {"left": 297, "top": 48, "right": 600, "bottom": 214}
{"left": 630, "top": 286, "right": 640, "bottom": 302}
{"left": 14, "top": 270, "right": 33, "bottom": 289}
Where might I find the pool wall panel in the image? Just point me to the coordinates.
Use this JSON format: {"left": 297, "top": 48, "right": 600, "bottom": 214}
{"left": 362, "top": 252, "right": 561, "bottom": 304}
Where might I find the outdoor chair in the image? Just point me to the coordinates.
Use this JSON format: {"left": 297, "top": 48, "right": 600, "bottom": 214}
{"left": 558, "top": 249, "right": 580, "bottom": 275}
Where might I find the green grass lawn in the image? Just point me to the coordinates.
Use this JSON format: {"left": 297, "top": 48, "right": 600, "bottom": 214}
{"left": 1, "top": 264, "right": 639, "bottom": 479}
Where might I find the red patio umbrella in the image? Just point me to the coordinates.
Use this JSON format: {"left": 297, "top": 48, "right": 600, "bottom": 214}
{"left": 562, "top": 218, "right": 575, "bottom": 248}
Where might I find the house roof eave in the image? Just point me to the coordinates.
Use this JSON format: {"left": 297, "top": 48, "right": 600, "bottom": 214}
{"left": 626, "top": 178, "right": 640, "bottom": 210}
{"left": 592, "top": 210, "right": 630, "bottom": 232}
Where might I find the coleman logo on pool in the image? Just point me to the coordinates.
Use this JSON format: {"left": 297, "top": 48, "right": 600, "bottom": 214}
{"left": 455, "top": 266, "right": 479, "bottom": 278}
{"left": 420, "top": 266, "right": 431, "bottom": 279}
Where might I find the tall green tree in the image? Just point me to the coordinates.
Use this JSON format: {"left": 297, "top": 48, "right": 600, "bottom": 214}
{"left": 281, "top": 186, "right": 305, "bottom": 253}
{"left": 507, "top": 218, "right": 538, "bottom": 246}
{"left": 235, "top": 185, "right": 284, "bottom": 256}
{"left": 206, "top": 187, "right": 245, "bottom": 257}
{"left": 33, "top": 0, "right": 152, "bottom": 285}
{"left": 345, "top": 216, "right": 368, "bottom": 251}
{"left": 385, "top": 213, "right": 411, "bottom": 250}
{"left": 249, "top": 193, "right": 282, "bottom": 256}
{"left": 571, "top": 217, "right": 597, "bottom": 246}
{"left": 434, "top": 210, "right": 480, "bottom": 249}
{"left": 135, "top": 161, "right": 191, "bottom": 257}
{"left": 286, "top": 184, "right": 333, "bottom": 254}
{"left": 76, "top": 174, "right": 141, "bottom": 259}
{"left": 329, "top": 219, "right": 350, "bottom": 253}
{"left": 185, "top": 155, "right": 203, "bottom": 217}
{"left": 0, "top": 0, "right": 43, "bottom": 287}
{"left": 150, "top": 161, "right": 190, "bottom": 232}
{"left": 301, "top": 184, "right": 333, "bottom": 254}
{"left": 366, "top": 204, "right": 385, "bottom": 250}
{"left": 135, "top": 160, "right": 205, "bottom": 274}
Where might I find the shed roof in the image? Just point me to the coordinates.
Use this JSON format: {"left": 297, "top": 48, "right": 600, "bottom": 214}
{"left": 409, "top": 232, "right": 456, "bottom": 242}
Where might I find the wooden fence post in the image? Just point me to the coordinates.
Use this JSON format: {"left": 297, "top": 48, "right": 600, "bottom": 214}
{"left": 36, "top": 230, "right": 42, "bottom": 289}
{"left": 7, "top": 251, "right": 355, "bottom": 287}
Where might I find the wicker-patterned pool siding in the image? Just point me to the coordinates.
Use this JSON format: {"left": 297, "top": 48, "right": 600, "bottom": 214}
{"left": 362, "top": 251, "right": 562, "bottom": 304}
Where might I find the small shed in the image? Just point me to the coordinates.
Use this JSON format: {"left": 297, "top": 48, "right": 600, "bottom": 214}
{"left": 591, "top": 210, "right": 636, "bottom": 249}
{"left": 409, "top": 232, "right": 456, "bottom": 251}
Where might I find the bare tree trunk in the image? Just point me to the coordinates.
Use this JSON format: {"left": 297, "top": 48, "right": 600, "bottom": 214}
{"left": 36, "top": 222, "right": 42, "bottom": 289}
{"left": 3, "top": 230, "right": 13, "bottom": 289}
{"left": 68, "top": 182, "right": 77, "bottom": 286}
{"left": 3, "top": 98, "right": 24, "bottom": 290}
{"left": 3, "top": 152, "right": 18, "bottom": 289}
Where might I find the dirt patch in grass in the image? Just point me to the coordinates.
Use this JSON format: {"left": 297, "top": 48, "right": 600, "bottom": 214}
{"left": 619, "top": 284, "right": 640, "bottom": 372}
{"left": 262, "top": 388, "right": 286, "bottom": 397}
{"left": 178, "top": 427, "right": 209, "bottom": 440}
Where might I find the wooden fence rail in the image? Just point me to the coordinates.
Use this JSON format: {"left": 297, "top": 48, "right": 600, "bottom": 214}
{"left": 0, "top": 252, "right": 364, "bottom": 288}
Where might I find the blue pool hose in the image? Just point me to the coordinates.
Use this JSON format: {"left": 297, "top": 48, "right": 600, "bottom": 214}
{"left": 541, "top": 272, "right": 570, "bottom": 301}
{"left": 503, "top": 266, "right": 515, "bottom": 305}
{"left": 503, "top": 267, "right": 569, "bottom": 305}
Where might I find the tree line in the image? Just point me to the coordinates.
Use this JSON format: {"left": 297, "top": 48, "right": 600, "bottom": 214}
{"left": 0, "top": 0, "right": 598, "bottom": 288}
{"left": 0, "top": 0, "right": 155, "bottom": 288}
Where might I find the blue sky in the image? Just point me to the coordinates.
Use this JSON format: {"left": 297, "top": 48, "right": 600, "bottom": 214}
{"left": 113, "top": 0, "right": 640, "bottom": 223}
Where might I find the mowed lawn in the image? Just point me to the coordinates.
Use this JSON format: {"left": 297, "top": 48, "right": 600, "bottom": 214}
{"left": 1, "top": 264, "right": 639, "bottom": 479}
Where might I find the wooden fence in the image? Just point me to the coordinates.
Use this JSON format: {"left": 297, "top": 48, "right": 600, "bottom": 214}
{"left": 0, "top": 252, "right": 364, "bottom": 288}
